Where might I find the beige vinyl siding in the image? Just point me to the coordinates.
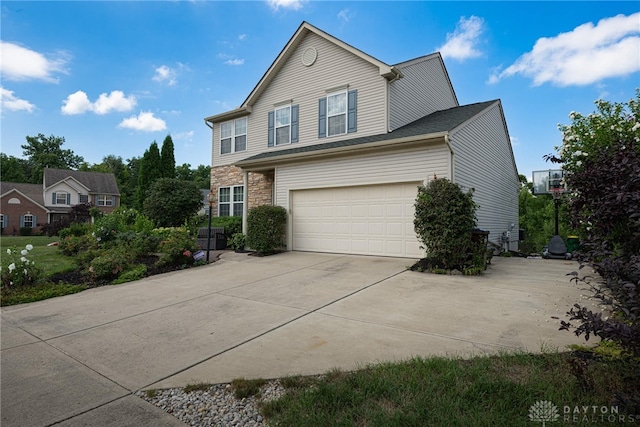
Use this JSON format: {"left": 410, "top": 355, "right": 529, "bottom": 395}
{"left": 449, "top": 102, "right": 519, "bottom": 249}
{"left": 274, "top": 144, "right": 450, "bottom": 250}
{"left": 212, "top": 32, "right": 389, "bottom": 167}
{"left": 389, "top": 55, "right": 458, "bottom": 131}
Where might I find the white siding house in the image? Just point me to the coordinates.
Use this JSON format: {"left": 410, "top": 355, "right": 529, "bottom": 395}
{"left": 205, "top": 21, "right": 519, "bottom": 257}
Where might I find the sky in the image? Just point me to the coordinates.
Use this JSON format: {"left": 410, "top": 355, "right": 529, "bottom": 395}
{"left": 1, "top": 1, "right": 639, "bottom": 181}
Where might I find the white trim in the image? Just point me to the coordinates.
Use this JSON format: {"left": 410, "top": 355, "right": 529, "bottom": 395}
{"left": 326, "top": 90, "right": 347, "bottom": 137}
{"left": 274, "top": 104, "right": 292, "bottom": 146}
{"left": 220, "top": 117, "right": 248, "bottom": 155}
{"left": 218, "top": 185, "right": 244, "bottom": 217}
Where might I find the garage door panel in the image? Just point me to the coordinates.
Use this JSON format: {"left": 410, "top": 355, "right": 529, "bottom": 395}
{"left": 292, "top": 182, "right": 422, "bottom": 258}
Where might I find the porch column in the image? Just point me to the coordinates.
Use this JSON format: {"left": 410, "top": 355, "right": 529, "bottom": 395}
{"left": 243, "top": 170, "right": 248, "bottom": 234}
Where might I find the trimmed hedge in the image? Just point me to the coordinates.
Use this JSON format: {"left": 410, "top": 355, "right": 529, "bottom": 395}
{"left": 246, "top": 205, "right": 287, "bottom": 255}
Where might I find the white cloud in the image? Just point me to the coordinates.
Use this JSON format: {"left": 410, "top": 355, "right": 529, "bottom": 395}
{"left": 490, "top": 12, "right": 640, "bottom": 86}
{"left": 118, "top": 111, "right": 167, "bottom": 132}
{"left": 1, "top": 86, "right": 35, "bottom": 112}
{"left": 152, "top": 65, "right": 177, "bottom": 86}
{"left": 238, "top": 34, "right": 247, "bottom": 41}
{"left": 61, "top": 90, "right": 136, "bottom": 115}
{"left": 267, "top": 0, "right": 303, "bottom": 11}
{"left": 438, "top": 16, "right": 485, "bottom": 61}
{"left": 338, "top": 9, "right": 354, "bottom": 23}
{"left": 0, "top": 41, "right": 69, "bottom": 82}
{"left": 225, "top": 58, "right": 245, "bottom": 66}
{"left": 174, "top": 130, "right": 194, "bottom": 141}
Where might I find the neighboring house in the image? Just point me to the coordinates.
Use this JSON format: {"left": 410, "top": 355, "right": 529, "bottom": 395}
{"left": 0, "top": 168, "right": 120, "bottom": 235}
{"left": 204, "top": 21, "right": 519, "bottom": 258}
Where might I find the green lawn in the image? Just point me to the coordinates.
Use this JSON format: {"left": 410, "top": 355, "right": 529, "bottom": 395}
{"left": 259, "top": 351, "right": 637, "bottom": 427}
{"left": 1, "top": 235, "right": 82, "bottom": 306}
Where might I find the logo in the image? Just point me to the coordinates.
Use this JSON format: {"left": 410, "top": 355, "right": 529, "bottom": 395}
{"left": 529, "top": 400, "right": 560, "bottom": 426}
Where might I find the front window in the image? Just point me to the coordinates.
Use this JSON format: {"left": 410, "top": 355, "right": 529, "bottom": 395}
{"left": 275, "top": 105, "right": 291, "bottom": 145}
{"left": 0, "top": 214, "right": 4, "bottom": 229}
{"left": 97, "top": 195, "right": 113, "bottom": 206}
{"left": 56, "top": 192, "right": 68, "bottom": 205}
{"left": 327, "top": 91, "right": 347, "bottom": 136}
{"left": 219, "top": 186, "right": 244, "bottom": 217}
{"left": 23, "top": 214, "right": 34, "bottom": 228}
{"left": 220, "top": 117, "right": 247, "bottom": 154}
{"left": 79, "top": 194, "right": 89, "bottom": 204}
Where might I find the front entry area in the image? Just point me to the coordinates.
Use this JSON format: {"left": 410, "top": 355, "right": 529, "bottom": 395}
{"left": 291, "top": 182, "right": 423, "bottom": 258}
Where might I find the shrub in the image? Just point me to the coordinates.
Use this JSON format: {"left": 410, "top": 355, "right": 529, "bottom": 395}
{"left": 210, "top": 216, "right": 242, "bottom": 239}
{"left": 1, "top": 244, "right": 43, "bottom": 287}
{"left": 246, "top": 205, "right": 287, "bottom": 255}
{"left": 59, "top": 234, "right": 98, "bottom": 256}
{"left": 19, "top": 227, "right": 32, "bottom": 236}
{"left": 112, "top": 264, "right": 147, "bottom": 284}
{"left": 156, "top": 227, "right": 198, "bottom": 267}
{"left": 94, "top": 207, "right": 154, "bottom": 243}
{"left": 143, "top": 178, "right": 203, "bottom": 227}
{"left": 229, "top": 233, "right": 246, "bottom": 251}
{"left": 414, "top": 177, "right": 478, "bottom": 271}
{"left": 88, "top": 246, "right": 133, "bottom": 281}
{"left": 58, "top": 222, "right": 93, "bottom": 239}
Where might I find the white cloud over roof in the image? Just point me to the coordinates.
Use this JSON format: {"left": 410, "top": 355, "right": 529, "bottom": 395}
{"left": 1, "top": 86, "right": 35, "bottom": 112}
{"left": 438, "top": 16, "right": 485, "bottom": 61}
{"left": 0, "top": 41, "right": 68, "bottom": 82}
{"left": 266, "top": 0, "right": 303, "bottom": 11}
{"left": 118, "top": 111, "right": 167, "bottom": 132}
{"left": 489, "top": 12, "right": 640, "bottom": 86}
{"left": 61, "top": 90, "right": 137, "bottom": 115}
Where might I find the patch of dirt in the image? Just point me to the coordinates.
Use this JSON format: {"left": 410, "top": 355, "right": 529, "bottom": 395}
{"left": 48, "top": 255, "right": 204, "bottom": 288}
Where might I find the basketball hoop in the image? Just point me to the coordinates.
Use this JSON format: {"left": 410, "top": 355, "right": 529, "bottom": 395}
{"left": 549, "top": 187, "right": 565, "bottom": 200}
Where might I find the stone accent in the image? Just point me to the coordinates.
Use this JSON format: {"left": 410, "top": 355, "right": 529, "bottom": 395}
{"left": 209, "top": 165, "right": 274, "bottom": 217}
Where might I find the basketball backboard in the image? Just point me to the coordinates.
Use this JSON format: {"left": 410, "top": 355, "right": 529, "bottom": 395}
{"left": 532, "top": 169, "right": 566, "bottom": 195}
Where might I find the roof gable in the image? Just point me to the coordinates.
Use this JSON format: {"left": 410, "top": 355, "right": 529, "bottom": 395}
{"left": 0, "top": 182, "right": 48, "bottom": 211}
{"left": 205, "top": 21, "right": 402, "bottom": 124}
{"left": 43, "top": 168, "right": 120, "bottom": 195}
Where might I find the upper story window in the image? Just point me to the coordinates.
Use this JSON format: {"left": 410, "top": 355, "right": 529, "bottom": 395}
{"left": 319, "top": 89, "right": 357, "bottom": 138}
{"left": 97, "top": 195, "right": 113, "bottom": 207}
{"left": 220, "top": 117, "right": 247, "bottom": 155}
{"left": 275, "top": 105, "right": 291, "bottom": 145}
{"left": 52, "top": 192, "right": 70, "bottom": 205}
{"left": 268, "top": 104, "right": 299, "bottom": 147}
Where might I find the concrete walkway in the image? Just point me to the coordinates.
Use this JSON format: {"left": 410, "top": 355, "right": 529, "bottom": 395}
{"left": 1, "top": 251, "right": 586, "bottom": 426}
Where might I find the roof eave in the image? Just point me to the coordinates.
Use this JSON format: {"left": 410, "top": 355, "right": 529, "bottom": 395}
{"left": 204, "top": 106, "right": 252, "bottom": 124}
{"left": 235, "top": 131, "right": 448, "bottom": 170}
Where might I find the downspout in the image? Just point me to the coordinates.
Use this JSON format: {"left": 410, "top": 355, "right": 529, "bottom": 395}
{"left": 204, "top": 119, "right": 213, "bottom": 130}
{"left": 242, "top": 170, "right": 248, "bottom": 235}
{"left": 444, "top": 134, "right": 455, "bottom": 182}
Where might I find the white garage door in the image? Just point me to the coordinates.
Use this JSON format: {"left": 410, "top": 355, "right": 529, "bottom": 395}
{"left": 291, "top": 182, "right": 423, "bottom": 258}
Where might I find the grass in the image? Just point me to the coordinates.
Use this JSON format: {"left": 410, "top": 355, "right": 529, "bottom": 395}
{"left": 1, "top": 235, "right": 80, "bottom": 306}
{"left": 261, "top": 351, "right": 638, "bottom": 427}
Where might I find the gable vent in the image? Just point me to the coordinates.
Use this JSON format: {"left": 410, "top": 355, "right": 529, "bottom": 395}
{"left": 301, "top": 47, "right": 317, "bottom": 67}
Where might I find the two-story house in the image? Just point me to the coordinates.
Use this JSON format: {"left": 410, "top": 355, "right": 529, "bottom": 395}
{"left": 0, "top": 168, "right": 120, "bottom": 235}
{"left": 204, "top": 22, "right": 519, "bottom": 258}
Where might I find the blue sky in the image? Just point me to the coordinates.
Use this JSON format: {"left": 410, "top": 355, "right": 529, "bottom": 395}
{"left": 1, "top": 1, "right": 638, "bottom": 181}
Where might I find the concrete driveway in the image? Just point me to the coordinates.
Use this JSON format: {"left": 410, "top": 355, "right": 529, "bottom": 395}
{"left": 1, "top": 251, "right": 586, "bottom": 426}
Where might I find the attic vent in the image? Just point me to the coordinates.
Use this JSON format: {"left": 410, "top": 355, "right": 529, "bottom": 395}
{"left": 301, "top": 47, "right": 317, "bottom": 66}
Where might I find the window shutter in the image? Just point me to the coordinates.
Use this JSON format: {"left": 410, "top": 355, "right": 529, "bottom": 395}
{"left": 95, "top": 195, "right": 99, "bottom": 205}
{"left": 111, "top": 196, "right": 115, "bottom": 206}
{"left": 66, "top": 193, "right": 71, "bottom": 205}
{"left": 52, "top": 193, "right": 56, "bottom": 204}
{"left": 347, "top": 89, "right": 357, "bottom": 133}
{"left": 268, "top": 111, "right": 275, "bottom": 147}
{"left": 32, "top": 215, "right": 37, "bottom": 227}
{"left": 318, "top": 98, "right": 327, "bottom": 138}
{"left": 20, "top": 215, "right": 24, "bottom": 228}
{"left": 291, "top": 104, "right": 299, "bottom": 143}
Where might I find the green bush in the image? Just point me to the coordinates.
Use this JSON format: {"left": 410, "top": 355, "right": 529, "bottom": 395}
{"left": 59, "top": 234, "right": 98, "bottom": 256}
{"left": 246, "top": 205, "right": 287, "bottom": 255}
{"left": 1, "top": 244, "right": 43, "bottom": 287}
{"left": 94, "top": 207, "right": 154, "bottom": 243}
{"left": 229, "top": 233, "right": 246, "bottom": 251}
{"left": 19, "top": 227, "right": 32, "bottom": 236}
{"left": 112, "top": 264, "right": 147, "bottom": 284}
{"left": 88, "top": 246, "right": 133, "bottom": 280}
{"left": 210, "top": 216, "right": 242, "bottom": 238}
{"left": 414, "top": 178, "right": 478, "bottom": 271}
{"left": 58, "top": 222, "right": 93, "bottom": 239}
{"left": 156, "top": 227, "right": 198, "bottom": 267}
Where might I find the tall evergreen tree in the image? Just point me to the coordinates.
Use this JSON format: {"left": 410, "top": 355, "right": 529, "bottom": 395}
{"left": 160, "top": 135, "right": 176, "bottom": 179}
{"left": 137, "top": 142, "right": 162, "bottom": 208}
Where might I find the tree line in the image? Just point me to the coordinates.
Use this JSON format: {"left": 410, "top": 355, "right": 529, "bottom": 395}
{"left": 0, "top": 133, "right": 210, "bottom": 209}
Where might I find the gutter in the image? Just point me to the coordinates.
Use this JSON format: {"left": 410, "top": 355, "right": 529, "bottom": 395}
{"left": 444, "top": 134, "right": 455, "bottom": 182}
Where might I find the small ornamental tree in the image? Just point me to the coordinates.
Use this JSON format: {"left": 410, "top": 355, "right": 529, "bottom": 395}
{"left": 143, "top": 178, "right": 203, "bottom": 228}
{"left": 246, "top": 205, "right": 287, "bottom": 255}
{"left": 549, "top": 91, "right": 640, "bottom": 357}
{"left": 414, "top": 177, "right": 478, "bottom": 271}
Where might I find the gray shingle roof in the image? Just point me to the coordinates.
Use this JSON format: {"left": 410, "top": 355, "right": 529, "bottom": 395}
{"left": 43, "top": 168, "right": 120, "bottom": 195}
{"left": 237, "top": 100, "right": 497, "bottom": 164}
{"left": 0, "top": 182, "right": 44, "bottom": 205}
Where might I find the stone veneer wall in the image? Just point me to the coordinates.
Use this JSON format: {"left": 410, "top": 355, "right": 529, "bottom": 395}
{"left": 209, "top": 165, "right": 273, "bottom": 216}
